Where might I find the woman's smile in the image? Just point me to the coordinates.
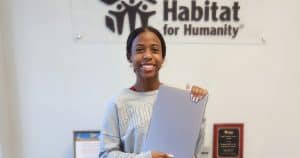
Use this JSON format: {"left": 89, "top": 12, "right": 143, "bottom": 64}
{"left": 140, "top": 63, "right": 156, "bottom": 71}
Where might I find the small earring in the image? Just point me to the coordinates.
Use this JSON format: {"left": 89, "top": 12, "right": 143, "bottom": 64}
{"left": 129, "top": 63, "right": 133, "bottom": 68}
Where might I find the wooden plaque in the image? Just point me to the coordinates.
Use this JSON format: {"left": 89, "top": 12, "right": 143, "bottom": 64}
{"left": 213, "top": 123, "right": 244, "bottom": 158}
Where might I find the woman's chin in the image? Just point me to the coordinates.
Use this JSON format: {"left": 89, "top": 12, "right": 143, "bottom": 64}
{"left": 138, "top": 72, "right": 158, "bottom": 80}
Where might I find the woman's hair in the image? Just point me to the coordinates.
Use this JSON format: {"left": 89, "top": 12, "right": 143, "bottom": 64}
{"left": 126, "top": 26, "right": 166, "bottom": 62}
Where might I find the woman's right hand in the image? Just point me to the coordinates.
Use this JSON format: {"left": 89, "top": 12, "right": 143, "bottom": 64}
{"left": 151, "top": 151, "right": 173, "bottom": 158}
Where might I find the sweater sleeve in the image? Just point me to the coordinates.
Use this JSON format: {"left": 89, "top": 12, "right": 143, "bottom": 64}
{"left": 99, "top": 100, "right": 152, "bottom": 158}
{"left": 194, "top": 94, "right": 208, "bottom": 158}
{"left": 194, "top": 117, "right": 206, "bottom": 158}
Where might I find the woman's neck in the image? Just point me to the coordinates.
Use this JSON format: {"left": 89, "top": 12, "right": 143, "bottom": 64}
{"left": 133, "top": 78, "right": 161, "bottom": 92}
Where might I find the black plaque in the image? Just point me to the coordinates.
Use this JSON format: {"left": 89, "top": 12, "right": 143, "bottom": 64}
{"left": 213, "top": 124, "right": 244, "bottom": 158}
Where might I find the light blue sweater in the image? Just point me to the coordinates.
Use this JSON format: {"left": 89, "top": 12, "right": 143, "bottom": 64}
{"left": 99, "top": 88, "right": 205, "bottom": 158}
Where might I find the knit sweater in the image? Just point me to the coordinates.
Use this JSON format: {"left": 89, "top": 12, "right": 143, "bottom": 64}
{"left": 99, "top": 88, "right": 205, "bottom": 158}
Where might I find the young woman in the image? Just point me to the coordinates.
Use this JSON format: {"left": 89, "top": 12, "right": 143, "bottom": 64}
{"left": 99, "top": 26, "right": 208, "bottom": 158}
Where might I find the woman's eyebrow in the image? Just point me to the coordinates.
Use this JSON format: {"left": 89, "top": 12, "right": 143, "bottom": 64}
{"left": 151, "top": 44, "right": 160, "bottom": 47}
{"left": 135, "top": 44, "right": 145, "bottom": 47}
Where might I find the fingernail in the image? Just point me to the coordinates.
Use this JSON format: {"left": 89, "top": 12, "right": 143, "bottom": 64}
{"left": 199, "top": 96, "right": 203, "bottom": 100}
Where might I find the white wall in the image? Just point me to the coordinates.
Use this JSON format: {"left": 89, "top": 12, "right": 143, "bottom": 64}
{"left": 0, "top": 0, "right": 12, "bottom": 157}
{"left": 0, "top": 1, "right": 7, "bottom": 157}
{"left": 0, "top": 26, "right": 8, "bottom": 158}
{"left": 2, "top": 0, "right": 300, "bottom": 158}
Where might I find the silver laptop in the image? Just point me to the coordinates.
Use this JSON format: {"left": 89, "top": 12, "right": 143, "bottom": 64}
{"left": 142, "top": 85, "right": 208, "bottom": 158}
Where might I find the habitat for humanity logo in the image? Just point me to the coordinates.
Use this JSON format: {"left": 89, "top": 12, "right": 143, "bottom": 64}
{"left": 100, "top": 0, "right": 157, "bottom": 35}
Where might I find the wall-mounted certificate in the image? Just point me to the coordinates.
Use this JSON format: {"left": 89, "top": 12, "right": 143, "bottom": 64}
{"left": 73, "top": 130, "right": 100, "bottom": 158}
{"left": 213, "top": 123, "right": 244, "bottom": 158}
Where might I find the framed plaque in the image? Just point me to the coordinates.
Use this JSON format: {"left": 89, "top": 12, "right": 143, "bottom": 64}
{"left": 213, "top": 123, "right": 244, "bottom": 158}
{"left": 73, "top": 130, "right": 100, "bottom": 158}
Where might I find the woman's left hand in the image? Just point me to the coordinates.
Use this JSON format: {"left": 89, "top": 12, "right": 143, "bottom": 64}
{"left": 188, "top": 85, "right": 208, "bottom": 103}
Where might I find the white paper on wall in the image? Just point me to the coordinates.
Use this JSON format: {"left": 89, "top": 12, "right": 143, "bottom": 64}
{"left": 75, "top": 141, "right": 100, "bottom": 158}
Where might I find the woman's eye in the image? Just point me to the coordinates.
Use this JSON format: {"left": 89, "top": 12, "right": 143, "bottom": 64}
{"left": 136, "top": 48, "right": 144, "bottom": 52}
{"left": 152, "top": 48, "right": 160, "bottom": 53}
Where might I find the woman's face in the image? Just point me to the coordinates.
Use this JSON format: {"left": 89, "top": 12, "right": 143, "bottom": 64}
{"left": 130, "top": 31, "right": 164, "bottom": 80}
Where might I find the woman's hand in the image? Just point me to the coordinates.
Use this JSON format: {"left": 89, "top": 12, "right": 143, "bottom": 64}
{"left": 187, "top": 84, "right": 208, "bottom": 103}
{"left": 151, "top": 151, "right": 173, "bottom": 158}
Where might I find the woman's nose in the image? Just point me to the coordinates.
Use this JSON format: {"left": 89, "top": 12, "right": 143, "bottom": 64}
{"left": 143, "top": 50, "right": 152, "bottom": 60}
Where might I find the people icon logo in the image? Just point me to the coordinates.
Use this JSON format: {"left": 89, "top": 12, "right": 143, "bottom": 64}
{"left": 100, "top": 0, "right": 157, "bottom": 35}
